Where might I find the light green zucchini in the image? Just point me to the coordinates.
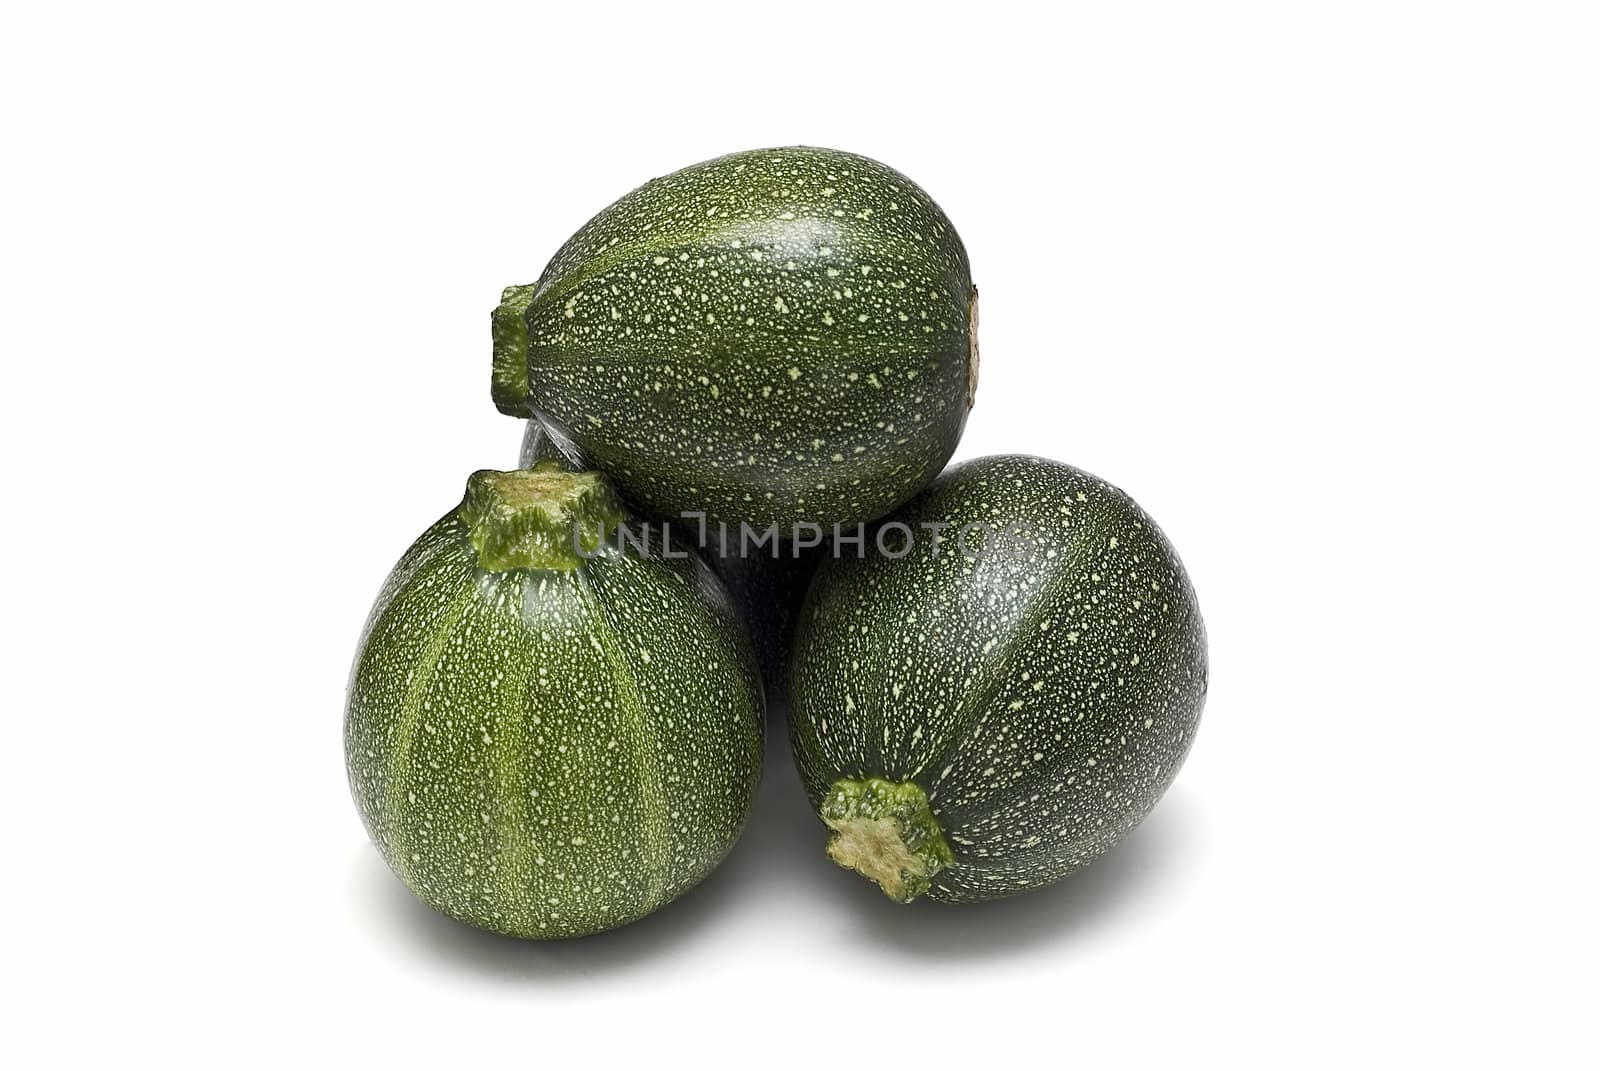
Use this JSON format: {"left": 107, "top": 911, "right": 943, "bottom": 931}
{"left": 345, "top": 464, "right": 763, "bottom": 937}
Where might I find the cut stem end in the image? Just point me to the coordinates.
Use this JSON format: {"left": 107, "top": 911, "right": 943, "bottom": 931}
{"left": 965, "top": 284, "right": 980, "bottom": 409}
{"left": 460, "top": 462, "right": 624, "bottom": 572}
{"left": 491, "top": 283, "right": 538, "bottom": 417}
{"left": 821, "top": 777, "right": 953, "bottom": 903}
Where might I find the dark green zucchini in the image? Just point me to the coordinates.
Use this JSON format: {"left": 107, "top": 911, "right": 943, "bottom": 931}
{"left": 493, "top": 145, "right": 977, "bottom": 531}
{"left": 788, "top": 455, "right": 1207, "bottom": 903}
{"left": 345, "top": 463, "right": 763, "bottom": 937}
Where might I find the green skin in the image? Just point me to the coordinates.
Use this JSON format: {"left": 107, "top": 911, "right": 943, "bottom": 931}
{"left": 345, "top": 465, "right": 764, "bottom": 938}
{"left": 520, "top": 418, "right": 824, "bottom": 701}
{"left": 493, "top": 145, "right": 977, "bottom": 532}
{"left": 789, "top": 455, "right": 1208, "bottom": 903}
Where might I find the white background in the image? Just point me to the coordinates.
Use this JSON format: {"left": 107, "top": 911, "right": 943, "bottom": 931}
{"left": 4, "top": 2, "right": 1596, "bottom": 1066}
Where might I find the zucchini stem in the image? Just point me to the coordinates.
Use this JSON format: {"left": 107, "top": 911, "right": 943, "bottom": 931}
{"left": 491, "top": 283, "right": 538, "bottom": 416}
{"left": 821, "top": 777, "right": 953, "bottom": 903}
{"left": 459, "top": 462, "right": 625, "bottom": 572}
{"left": 966, "top": 284, "right": 980, "bottom": 409}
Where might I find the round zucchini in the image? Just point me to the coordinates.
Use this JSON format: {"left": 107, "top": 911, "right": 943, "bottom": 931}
{"left": 788, "top": 455, "right": 1207, "bottom": 903}
{"left": 345, "top": 463, "right": 764, "bottom": 937}
{"left": 493, "top": 145, "right": 978, "bottom": 531}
